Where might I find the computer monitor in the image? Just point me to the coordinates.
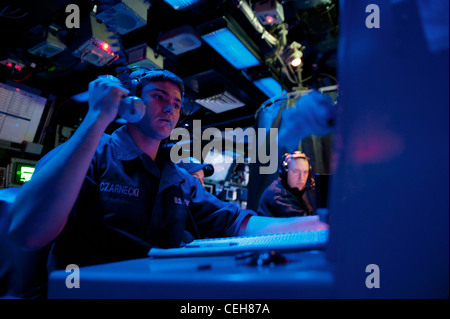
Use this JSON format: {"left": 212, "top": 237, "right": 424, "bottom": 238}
{"left": 225, "top": 188, "right": 237, "bottom": 201}
{"left": 0, "top": 82, "right": 48, "bottom": 144}
{"left": 8, "top": 157, "right": 38, "bottom": 187}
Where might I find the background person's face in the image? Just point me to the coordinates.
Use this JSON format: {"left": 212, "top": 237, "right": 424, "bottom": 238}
{"left": 191, "top": 169, "right": 205, "bottom": 186}
{"left": 287, "top": 158, "right": 309, "bottom": 191}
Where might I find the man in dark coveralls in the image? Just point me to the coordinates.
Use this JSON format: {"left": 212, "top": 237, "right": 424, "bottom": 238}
{"left": 8, "top": 69, "right": 328, "bottom": 272}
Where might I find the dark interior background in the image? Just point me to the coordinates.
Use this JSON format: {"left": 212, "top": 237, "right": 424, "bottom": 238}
{"left": 0, "top": 0, "right": 339, "bottom": 206}
{"left": 0, "top": 0, "right": 338, "bottom": 133}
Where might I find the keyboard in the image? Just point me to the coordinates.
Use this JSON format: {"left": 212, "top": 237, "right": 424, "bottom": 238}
{"left": 148, "top": 229, "right": 329, "bottom": 258}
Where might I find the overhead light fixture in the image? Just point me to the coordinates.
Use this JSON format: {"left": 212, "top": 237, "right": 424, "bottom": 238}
{"left": 126, "top": 43, "right": 164, "bottom": 69}
{"left": 200, "top": 22, "right": 260, "bottom": 70}
{"left": 72, "top": 11, "right": 120, "bottom": 67}
{"left": 96, "top": 0, "right": 150, "bottom": 35}
{"left": 253, "top": 77, "right": 286, "bottom": 98}
{"left": 254, "top": 0, "right": 285, "bottom": 25}
{"left": 195, "top": 91, "right": 245, "bottom": 113}
{"left": 163, "top": 0, "right": 204, "bottom": 10}
{"left": 73, "top": 39, "right": 118, "bottom": 67}
{"left": 28, "top": 24, "right": 67, "bottom": 58}
{"left": 282, "top": 41, "right": 304, "bottom": 67}
{"left": 0, "top": 58, "right": 25, "bottom": 72}
{"left": 159, "top": 25, "right": 202, "bottom": 55}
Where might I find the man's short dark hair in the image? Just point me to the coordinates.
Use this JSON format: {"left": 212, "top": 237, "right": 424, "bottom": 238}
{"left": 127, "top": 68, "right": 185, "bottom": 99}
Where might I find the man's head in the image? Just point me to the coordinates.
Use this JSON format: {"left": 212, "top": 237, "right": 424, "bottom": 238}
{"left": 126, "top": 68, "right": 184, "bottom": 99}
{"left": 125, "top": 68, "right": 184, "bottom": 140}
{"left": 280, "top": 151, "right": 312, "bottom": 191}
{"left": 177, "top": 157, "right": 214, "bottom": 186}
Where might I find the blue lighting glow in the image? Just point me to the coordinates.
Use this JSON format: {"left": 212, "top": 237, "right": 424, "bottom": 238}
{"left": 201, "top": 28, "right": 260, "bottom": 70}
{"left": 253, "top": 77, "right": 285, "bottom": 98}
{"left": 163, "top": 0, "right": 203, "bottom": 10}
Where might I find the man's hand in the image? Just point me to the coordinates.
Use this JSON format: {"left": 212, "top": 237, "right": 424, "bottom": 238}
{"left": 278, "top": 90, "right": 336, "bottom": 153}
{"left": 88, "top": 75, "right": 130, "bottom": 125}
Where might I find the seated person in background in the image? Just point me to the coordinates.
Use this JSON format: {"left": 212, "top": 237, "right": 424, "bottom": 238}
{"left": 8, "top": 68, "right": 328, "bottom": 275}
{"left": 176, "top": 157, "right": 214, "bottom": 187}
{"left": 258, "top": 151, "right": 315, "bottom": 217}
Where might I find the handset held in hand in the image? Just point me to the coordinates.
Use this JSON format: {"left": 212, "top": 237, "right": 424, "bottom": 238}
{"left": 118, "top": 96, "right": 146, "bottom": 123}
{"left": 98, "top": 75, "right": 146, "bottom": 123}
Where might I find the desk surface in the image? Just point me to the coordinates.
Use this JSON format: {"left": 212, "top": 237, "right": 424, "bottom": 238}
{"left": 48, "top": 250, "right": 336, "bottom": 299}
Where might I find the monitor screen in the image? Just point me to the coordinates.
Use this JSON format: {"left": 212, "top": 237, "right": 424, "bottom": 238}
{"left": 204, "top": 183, "right": 215, "bottom": 195}
{"left": 8, "top": 158, "right": 38, "bottom": 187}
{"left": 0, "top": 82, "right": 47, "bottom": 144}
{"left": 225, "top": 188, "right": 237, "bottom": 201}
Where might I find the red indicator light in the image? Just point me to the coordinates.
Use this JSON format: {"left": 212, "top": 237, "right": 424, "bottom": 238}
{"left": 266, "top": 15, "right": 274, "bottom": 24}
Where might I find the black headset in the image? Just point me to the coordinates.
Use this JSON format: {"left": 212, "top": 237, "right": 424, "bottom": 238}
{"left": 119, "top": 66, "right": 189, "bottom": 123}
{"left": 121, "top": 66, "right": 161, "bottom": 98}
{"left": 278, "top": 151, "right": 315, "bottom": 190}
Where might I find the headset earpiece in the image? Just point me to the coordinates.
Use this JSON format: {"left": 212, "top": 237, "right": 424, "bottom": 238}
{"left": 125, "top": 66, "right": 161, "bottom": 97}
{"left": 119, "top": 66, "right": 185, "bottom": 124}
{"left": 278, "top": 153, "right": 291, "bottom": 178}
{"left": 130, "top": 79, "right": 139, "bottom": 96}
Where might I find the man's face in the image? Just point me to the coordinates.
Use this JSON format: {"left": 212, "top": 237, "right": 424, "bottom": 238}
{"left": 287, "top": 158, "right": 309, "bottom": 191}
{"left": 191, "top": 169, "right": 205, "bottom": 186}
{"left": 133, "top": 81, "right": 183, "bottom": 139}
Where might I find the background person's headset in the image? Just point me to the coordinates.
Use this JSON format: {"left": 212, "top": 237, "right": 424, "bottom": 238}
{"left": 278, "top": 151, "right": 315, "bottom": 190}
